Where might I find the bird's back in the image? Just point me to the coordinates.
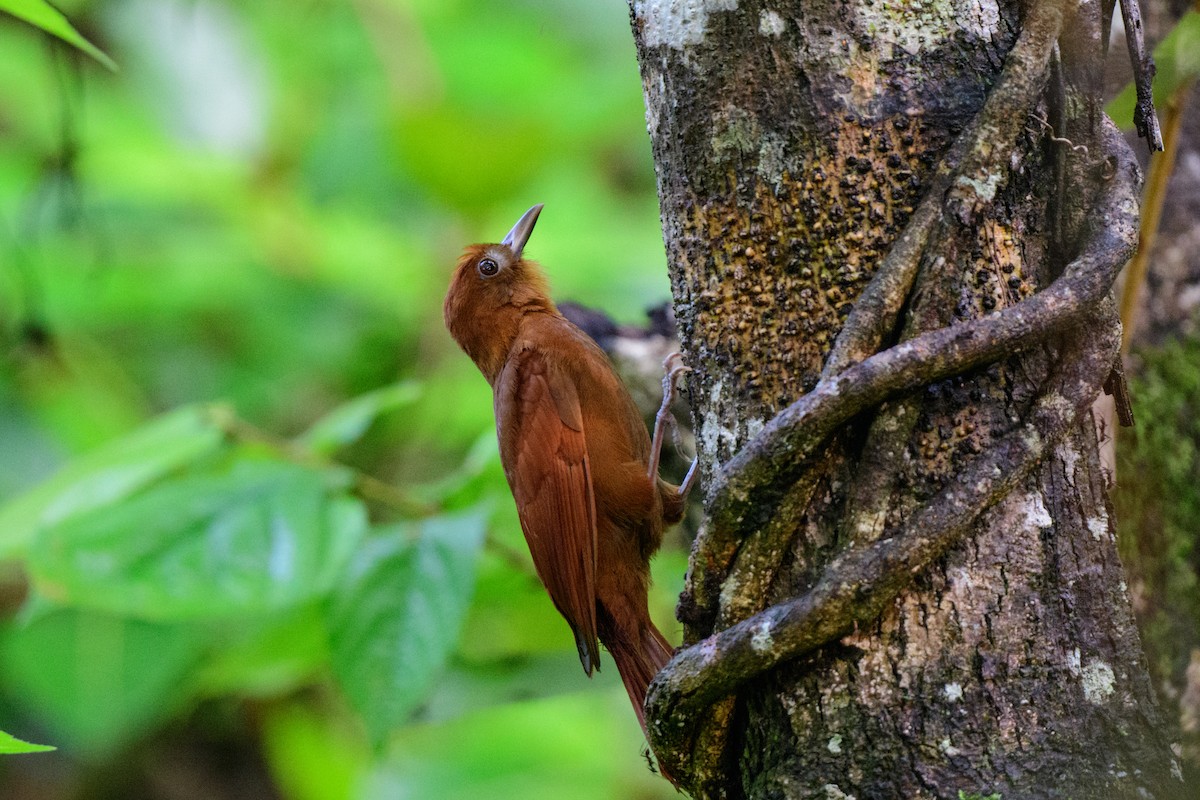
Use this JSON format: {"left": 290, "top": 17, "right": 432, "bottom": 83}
{"left": 514, "top": 313, "right": 659, "bottom": 523}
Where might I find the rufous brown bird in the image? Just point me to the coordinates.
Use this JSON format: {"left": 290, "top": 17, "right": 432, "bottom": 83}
{"left": 443, "top": 204, "right": 696, "bottom": 737}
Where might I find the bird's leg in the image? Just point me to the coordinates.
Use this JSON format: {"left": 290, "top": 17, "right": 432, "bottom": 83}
{"left": 648, "top": 353, "right": 695, "bottom": 491}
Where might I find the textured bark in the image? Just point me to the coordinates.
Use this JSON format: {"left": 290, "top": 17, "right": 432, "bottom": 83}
{"left": 627, "top": 1, "right": 1181, "bottom": 798}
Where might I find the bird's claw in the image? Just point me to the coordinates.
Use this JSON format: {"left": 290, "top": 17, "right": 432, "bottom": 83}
{"left": 649, "top": 352, "right": 695, "bottom": 485}
{"left": 663, "top": 352, "right": 692, "bottom": 383}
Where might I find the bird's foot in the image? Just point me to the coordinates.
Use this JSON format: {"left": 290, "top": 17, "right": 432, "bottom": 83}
{"left": 648, "top": 353, "right": 693, "bottom": 484}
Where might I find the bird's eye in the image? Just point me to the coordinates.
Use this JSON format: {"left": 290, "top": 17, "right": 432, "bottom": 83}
{"left": 478, "top": 258, "right": 499, "bottom": 277}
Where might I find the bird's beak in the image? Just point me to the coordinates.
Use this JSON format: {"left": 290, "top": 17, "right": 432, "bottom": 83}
{"left": 501, "top": 204, "right": 543, "bottom": 259}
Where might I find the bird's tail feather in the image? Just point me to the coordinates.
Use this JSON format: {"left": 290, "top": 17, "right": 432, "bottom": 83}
{"left": 605, "top": 619, "right": 674, "bottom": 736}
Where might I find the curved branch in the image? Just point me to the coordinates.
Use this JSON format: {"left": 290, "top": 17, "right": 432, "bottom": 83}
{"left": 698, "top": 121, "right": 1137, "bottom": 585}
{"left": 682, "top": 1, "right": 1079, "bottom": 633}
{"left": 638, "top": 0, "right": 1156, "bottom": 794}
{"left": 649, "top": 306, "right": 1122, "bottom": 784}
{"left": 821, "top": 0, "right": 1069, "bottom": 380}
{"left": 1119, "top": 0, "right": 1164, "bottom": 151}
{"left": 659, "top": 123, "right": 1139, "bottom": 792}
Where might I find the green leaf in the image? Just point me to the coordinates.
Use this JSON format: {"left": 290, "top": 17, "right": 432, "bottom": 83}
{"left": 1108, "top": 11, "right": 1200, "bottom": 129}
{"left": 0, "top": 730, "right": 55, "bottom": 754}
{"left": 0, "top": 0, "right": 117, "bottom": 71}
{"left": 195, "top": 604, "right": 330, "bottom": 698}
{"left": 29, "top": 459, "right": 367, "bottom": 620}
{"left": 0, "top": 404, "right": 228, "bottom": 559}
{"left": 329, "top": 508, "right": 487, "bottom": 747}
{"left": 297, "top": 381, "right": 422, "bottom": 456}
{"left": 0, "top": 608, "right": 205, "bottom": 758}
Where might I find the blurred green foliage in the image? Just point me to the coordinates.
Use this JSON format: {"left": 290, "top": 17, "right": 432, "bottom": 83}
{"left": 1116, "top": 332, "right": 1200, "bottom": 705}
{"left": 0, "top": 1, "right": 680, "bottom": 797}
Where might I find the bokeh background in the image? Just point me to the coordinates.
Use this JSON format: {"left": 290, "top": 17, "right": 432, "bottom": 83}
{"left": 0, "top": 1, "right": 685, "bottom": 798}
{"left": 3, "top": 1, "right": 1200, "bottom": 798}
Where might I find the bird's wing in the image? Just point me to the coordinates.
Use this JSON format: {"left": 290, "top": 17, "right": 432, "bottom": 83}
{"left": 495, "top": 346, "right": 600, "bottom": 674}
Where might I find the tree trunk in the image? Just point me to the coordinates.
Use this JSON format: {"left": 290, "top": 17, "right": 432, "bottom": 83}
{"left": 626, "top": 1, "right": 1182, "bottom": 797}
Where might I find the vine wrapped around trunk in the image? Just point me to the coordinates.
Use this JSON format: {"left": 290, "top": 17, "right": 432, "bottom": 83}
{"left": 627, "top": 1, "right": 1181, "bottom": 797}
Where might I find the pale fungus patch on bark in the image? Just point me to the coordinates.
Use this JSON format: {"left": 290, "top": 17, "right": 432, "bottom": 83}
{"left": 718, "top": 569, "right": 745, "bottom": 610}
{"left": 700, "top": 413, "right": 721, "bottom": 463}
{"left": 750, "top": 618, "right": 774, "bottom": 652}
{"left": 758, "top": 9, "right": 786, "bottom": 37}
{"left": 700, "top": 380, "right": 741, "bottom": 471}
{"left": 1015, "top": 490, "right": 1053, "bottom": 529}
{"left": 1021, "top": 426, "right": 1044, "bottom": 450}
{"left": 1080, "top": 659, "right": 1117, "bottom": 703}
{"left": 954, "top": 171, "right": 1003, "bottom": 204}
{"left": 939, "top": 737, "right": 962, "bottom": 756}
{"left": 1067, "top": 648, "right": 1118, "bottom": 703}
{"left": 699, "top": 413, "right": 740, "bottom": 470}
{"left": 821, "top": 784, "right": 856, "bottom": 800}
{"left": 711, "top": 104, "right": 760, "bottom": 162}
{"left": 1059, "top": 441, "right": 1080, "bottom": 485}
{"left": 943, "top": 682, "right": 964, "bottom": 702}
{"left": 1087, "top": 516, "right": 1109, "bottom": 541}
{"left": 634, "top": 0, "right": 739, "bottom": 50}
{"left": 827, "top": 733, "right": 843, "bottom": 754}
{"left": 756, "top": 133, "right": 788, "bottom": 186}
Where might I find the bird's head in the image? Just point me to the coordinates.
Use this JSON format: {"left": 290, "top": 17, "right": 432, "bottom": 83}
{"left": 444, "top": 204, "right": 554, "bottom": 377}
